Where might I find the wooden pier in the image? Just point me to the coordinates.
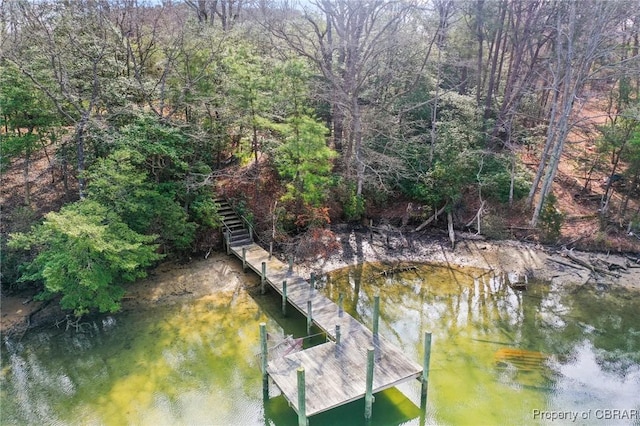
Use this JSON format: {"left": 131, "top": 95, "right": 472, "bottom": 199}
{"left": 225, "top": 239, "right": 425, "bottom": 420}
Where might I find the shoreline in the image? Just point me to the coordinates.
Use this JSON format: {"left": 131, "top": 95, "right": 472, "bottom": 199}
{"left": 299, "top": 229, "right": 640, "bottom": 291}
{"left": 3, "top": 232, "right": 639, "bottom": 338}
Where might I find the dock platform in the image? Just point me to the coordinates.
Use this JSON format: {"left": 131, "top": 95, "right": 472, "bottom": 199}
{"left": 228, "top": 242, "right": 423, "bottom": 418}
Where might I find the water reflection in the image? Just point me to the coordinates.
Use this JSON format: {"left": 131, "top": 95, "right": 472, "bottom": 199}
{"left": 326, "top": 263, "right": 640, "bottom": 426}
{"left": 2, "top": 261, "right": 639, "bottom": 425}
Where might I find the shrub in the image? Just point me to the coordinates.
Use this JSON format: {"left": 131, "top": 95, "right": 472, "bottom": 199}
{"left": 538, "top": 193, "right": 564, "bottom": 243}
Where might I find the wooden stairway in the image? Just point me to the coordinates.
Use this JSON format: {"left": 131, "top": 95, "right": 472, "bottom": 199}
{"left": 215, "top": 198, "right": 253, "bottom": 247}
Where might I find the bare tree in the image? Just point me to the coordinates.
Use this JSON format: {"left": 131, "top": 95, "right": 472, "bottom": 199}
{"left": 4, "top": 0, "right": 126, "bottom": 198}
{"left": 264, "top": 0, "right": 416, "bottom": 197}
{"left": 528, "top": 0, "right": 638, "bottom": 226}
{"left": 185, "top": 0, "right": 245, "bottom": 30}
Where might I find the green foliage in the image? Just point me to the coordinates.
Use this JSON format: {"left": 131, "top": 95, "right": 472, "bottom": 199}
{"left": 538, "top": 193, "right": 564, "bottom": 243}
{"left": 343, "top": 190, "right": 366, "bottom": 222}
{"left": 272, "top": 115, "right": 336, "bottom": 206}
{"left": 0, "top": 206, "right": 39, "bottom": 292}
{"left": 8, "top": 200, "right": 162, "bottom": 316}
{"left": 86, "top": 148, "right": 197, "bottom": 253}
{"left": 116, "top": 115, "right": 191, "bottom": 181}
{"left": 0, "top": 62, "right": 58, "bottom": 172}
{"left": 396, "top": 92, "right": 484, "bottom": 208}
{"left": 190, "top": 195, "right": 222, "bottom": 229}
{"left": 479, "top": 156, "right": 531, "bottom": 203}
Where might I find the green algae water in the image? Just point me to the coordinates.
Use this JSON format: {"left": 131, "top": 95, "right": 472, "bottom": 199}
{"left": 2, "top": 260, "right": 639, "bottom": 425}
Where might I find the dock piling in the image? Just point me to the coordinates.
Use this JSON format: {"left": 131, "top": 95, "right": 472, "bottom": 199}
{"left": 307, "top": 300, "right": 313, "bottom": 335}
{"left": 297, "top": 367, "right": 308, "bottom": 426}
{"left": 260, "top": 323, "right": 268, "bottom": 392}
{"left": 269, "top": 242, "right": 273, "bottom": 260}
{"left": 338, "top": 292, "right": 344, "bottom": 316}
{"left": 261, "top": 262, "right": 266, "bottom": 295}
{"left": 421, "top": 332, "right": 432, "bottom": 400}
{"left": 364, "top": 346, "right": 375, "bottom": 420}
{"left": 225, "top": 231, "right": 230, "bottom": 255}
{"left": 242, "top": 248, "right": 247, "bottom": 272}
{"left": 282, "top": 281, "right": 288, "bottom": 316}
{"left": 310, "top": 272, "right": 315, "bottom": 289}
{"left": 288, "top": 256, "right": 293, "bottom": 273}
{"left": 335, "top": 324, "right": 341, "bottom": 344}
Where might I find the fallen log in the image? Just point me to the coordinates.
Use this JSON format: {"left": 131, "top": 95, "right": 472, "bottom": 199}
{"left": 547, "top": 257, "right": 586, "bottom": 271}
{"left": 564, "top": 251, "right": 620, "bottom": 278}
{"left": 414, "top": 204, "right": 447, "bottom": 232}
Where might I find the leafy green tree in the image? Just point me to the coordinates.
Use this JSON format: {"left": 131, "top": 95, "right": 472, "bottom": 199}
{"left": 9, "top": 200, "right": 162, "bottom": 316}
{"left": 273, "top": 115, "right": 336, "bottom": 206}
{"left": 85, "top": 148, "right": 196, "bottom": 252}
{"left": 224, "top": 47, "right": 272, "bottom": 163}
{"left": 0, "top": 63, "right": 58, "bottom": 204}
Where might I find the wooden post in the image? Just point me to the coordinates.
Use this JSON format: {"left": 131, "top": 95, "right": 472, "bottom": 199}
{"left": 260, "top": 323, "right": 268, "bottom": 392}
{"left": 288, "top": 256, "right": 293, "bottom": 273}
{"left": 310, "top": 272, "right": 315, "bottom": 289}
{"left": 307, "top": 300, "right": 312, "bottom": 335}
{"left": 338, "top": 292, "right": 344, "bottom": 317}
{"left": 225, "top": 231, "right": 230, "bottom": 255}
{"left": 297, "top": 367, "right": 307, "bottom": 426}
{"left": 335, "top": 324, "right": 341, "bottom": 344}
{"left": 421, "top": 332, "right": 432, "bottom": 400}
{"left": 269, "top": 242, "right": 273, "bottom": 260}
{"left": 242, "top": 247, "right": 247, "bottom": 272}
{"left": 282, "top": 281, "right": 288, "bottom": 316}
{"left": 372, "top": 295, "right": 380, "bottom": 335}
{"left": 364, "top": 346, "right": 375, "bottom": 420}
{"left": 249, "top": 224, "right": 254, "bottom": 242}
{"left": 261, "top": 261, "right": 266, "bottom": 295}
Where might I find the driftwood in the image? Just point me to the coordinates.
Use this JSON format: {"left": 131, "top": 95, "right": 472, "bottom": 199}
{"left": 414, "top": 204, "right": 447, "bottom": 232}
{"left": 547, "top": 257, "right": 585, "bottom": 270}
{"left": 625, "top": 255, "right": 640, "bottom": 264}
{"left": 563, "top": 251, "right": 621, "bottom": 278}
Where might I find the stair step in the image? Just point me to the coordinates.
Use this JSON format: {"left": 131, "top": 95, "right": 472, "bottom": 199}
{"left": 216, "top": 198, "right": 254, "bottom": 246}
{"left": 230, "top": 238, "right": 253, "bottom": 247}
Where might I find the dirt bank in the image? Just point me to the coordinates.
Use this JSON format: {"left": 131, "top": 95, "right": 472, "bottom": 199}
{"left": 299, "top": 229, "right": 640, "bottom": 292}
{"left": 1, "top": 253, "right": 258, "bottom": 338}
{"left": 3, "top": 234, "right": 638, "bottom": 338}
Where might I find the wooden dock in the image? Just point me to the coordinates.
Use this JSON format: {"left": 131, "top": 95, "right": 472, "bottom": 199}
{"left": 226, "top": 241, "right": 424, "bottom": 418}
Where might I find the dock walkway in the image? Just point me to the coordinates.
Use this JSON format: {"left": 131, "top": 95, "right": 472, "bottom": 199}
{"left": 228, "top": 241, "right": 423, "bottom": 417}
{"left": 217, "top": 197, "right": 423, "bottom": 419}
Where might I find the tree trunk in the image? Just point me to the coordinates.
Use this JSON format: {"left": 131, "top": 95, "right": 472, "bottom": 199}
{"left": 353, "top": 97, "right": 364, "bottom": 196}
{"left": 531, "top": 2, "right": 577, "bottom": 227}
{"left": 483, "top": 0, "right": 507, "bottom": 138}
{"left": 447, "top": 211, "right": 455, "bottom": 249}
{"left": 475, "top": 0, "right": 485, "bottom": 106}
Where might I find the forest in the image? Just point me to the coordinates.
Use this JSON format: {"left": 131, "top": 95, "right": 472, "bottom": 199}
{"left": 1, "top": 0, "right": 640, "bottom": 317}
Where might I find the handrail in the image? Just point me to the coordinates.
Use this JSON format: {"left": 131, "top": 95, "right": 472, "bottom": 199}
{"left": 220, "top": 197, "right": 275, "bottom": 251}
{"left": 238, "top": 214, "right": 254, "bottom": 242}
{"left": 221, "top": 220, "right": 233, "bottom": 254}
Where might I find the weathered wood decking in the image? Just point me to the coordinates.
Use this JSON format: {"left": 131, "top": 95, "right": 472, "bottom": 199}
{"left": 228, "top": 242, "right": 423, "bottom": 417}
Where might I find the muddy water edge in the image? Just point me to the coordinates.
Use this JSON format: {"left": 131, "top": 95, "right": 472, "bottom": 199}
{"left": 1, "top": 244, "right": 640, "bottom": 425}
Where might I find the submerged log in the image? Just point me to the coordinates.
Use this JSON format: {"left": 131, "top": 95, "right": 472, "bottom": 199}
{"left": 379, "top": 265, "right": 418, "bottom": 276}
